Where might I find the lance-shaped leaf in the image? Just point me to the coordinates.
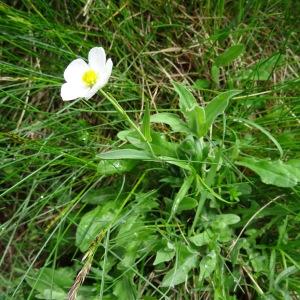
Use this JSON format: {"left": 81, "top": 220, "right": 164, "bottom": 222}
{"left": 173, "top": 81, "right": 197, "bottom": 113}
{"left": 150, "top": 112, "right": 190, "bottom": 134}
{"left": 205, "top": 90, "right": 241, "bottom": 130}
{"left": 168, "top": 174, "right": 194, "bottom": 221}
{"left": 98, "top": 149, "right": 152, "bottom": 160}
{"left": 215, "top": 44, "right": 245, "bottom": 67}
{"left": 142, "top": 101, "right": 152, "bottom": 142}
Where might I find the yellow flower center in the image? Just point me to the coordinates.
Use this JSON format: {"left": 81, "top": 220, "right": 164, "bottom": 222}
{"left": 82, "top": 69, "right": 98, "bottom": 86}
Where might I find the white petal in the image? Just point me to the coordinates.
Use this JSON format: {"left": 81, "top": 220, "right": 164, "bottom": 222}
{"left": 88, "top": 47, "right": 106, "bottom": 73}
{"left": 84, "top": 59, "right": 113, "bottom": 100}
{"left": 64, "top": 58, "right": 89, "bottom": 83}
{"left": 102, "top": 58, "right": 113, "bottom": 84}
{"left": 84, "top": 86, "right": 99, "bottom": 100}
{"left": 61, "top": 83, "right": 89, "bottom": 101}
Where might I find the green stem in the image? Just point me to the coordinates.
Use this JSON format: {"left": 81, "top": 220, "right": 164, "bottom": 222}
{"left": 190, "top": 190, "right": 207, "bottom": 235}
{"left": 100, "top": 90, "right": 155, "bottom": 157}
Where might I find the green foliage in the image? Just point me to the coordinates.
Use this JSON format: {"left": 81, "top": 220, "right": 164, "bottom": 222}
{"left": 204, "top": 90, "right": 241, "bottom": 132}
{"left": 215, "top": 44, "right": 245, "bottom": 66}
{"left": 1, "top": 1, "right": 299, "bottom": 300}
{"left": 26, "top": 268, "right": 73, "bottom": 299}
{"left": 199, "top": 250, "right": 217, "bottom": 281}
{"left": 237, "top": 157, "right": 300, "bottom": 187}
{"left": 237, "top": 54, "right": 284, "bottom": 81}
{"left": 76, "top": 201, "right": 117, "bottom": 252}
{"left": 161, "top": 243, "right": 198, "bottom": 287}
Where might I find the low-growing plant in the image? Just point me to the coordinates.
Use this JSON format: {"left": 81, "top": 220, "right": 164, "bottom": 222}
{"left": 21, "top": 46, "right": 300, "bottom": 300}
{"left": 1, "top": 2, "right": 299, "bottom": 299}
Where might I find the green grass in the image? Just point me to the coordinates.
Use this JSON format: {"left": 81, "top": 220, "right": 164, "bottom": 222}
{"left": 1, "top": 1, "right": 300, "bottom": 299}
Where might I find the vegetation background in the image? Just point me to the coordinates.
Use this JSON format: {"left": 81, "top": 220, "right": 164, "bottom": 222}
{"left": 1, "top": 0, "right": 300, "bottom": 299}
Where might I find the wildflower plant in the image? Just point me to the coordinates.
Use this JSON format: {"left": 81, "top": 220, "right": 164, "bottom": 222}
{"left": 2, "top": 3, "right": 299, "bottom": 299}
{"left": 53, "top": 46, "right": 300, "bottom": 299}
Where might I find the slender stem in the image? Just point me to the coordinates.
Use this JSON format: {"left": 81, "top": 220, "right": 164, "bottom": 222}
{"left": 190, "top": 190, "right": 207, "bottom": 235}
{"left": 100, "top": 90, "right": 155, "bottom": 157}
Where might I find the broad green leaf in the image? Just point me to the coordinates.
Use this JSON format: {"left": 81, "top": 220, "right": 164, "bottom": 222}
{"left": 142, "top": 101, "right": 152, "bottom": 142}
{"left": 113, "top": 276, "right": 137, "bottom": 300}
{"left": 236, "top": 157, "right": 299, "bottom": 188}
{"left": 153, "top": 248, "right": 175, "bottom": 265}
{"left": 173, "top": 81, "right": 197, "bottom": 112}
{"left": 126, "top": 135, "right": 147, "bottom": 149}
{"left": 248, "top": 251, "right": 267, "bottom": 273}
{"left": 169, "top": 174, "right": 194, "bottom": 220}
{"left": 26, "top": 268, "right": 74, "bottom": 298}
{"left": 193, "top": 79, "right": 210, "bottom": 90}
{"left": 36, "top": 289, "right": 66, "bottom": 300}
{"left": 205, "top": 90, "right": 242, "bottom": 130}
{"left": 150, "top": 131, "right": 178, "bottom": 157}
{"left": 117, "top": 129, "right": 135, "bottom": 141}
{"left": 286, "top": 159, "right": 300, "bottom": 181}
{"left": 98, "top": 149, "right": 152, "bottom": 160}
{"left": 97, "top": 160, "right": 137, "bottom": 175}
{"left": 173, "top": 82, "right": 204, "bottom": 133}
{"left": 76, "top": 202, "right": 116, "bottom": 252}
{"left": 177, "top": 196, "right": 198, "bottom": 212}
{"left": 212, "top": 214, "right": 241, "bottom": 229}
{"left": 161, "top": 243, "right": 198, "bottom": 287}
{"left": 150, "top": 113, "right": 190, "bottom": 133}
{"left": 199, "top": 250, "right": 217, "bottom": 281}
{"left": 190, "top": 230, "right": 212, "bottom": 247}
{"left": 230, "top": 238, "right": 247, "bottom": 265}
{"left": 215, "top": 44, "right": 245, "bottom": 67}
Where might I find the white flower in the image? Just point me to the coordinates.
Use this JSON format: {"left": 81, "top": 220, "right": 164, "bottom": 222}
{"left": 61, "top": 47, "right": 113, "bottom": 101}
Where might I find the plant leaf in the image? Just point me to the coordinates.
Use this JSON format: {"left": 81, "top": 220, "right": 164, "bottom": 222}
{"left": 142, "top": 101, "right": 152, "bottom": 142}
{"left": 161, "top": 243, "right": 198, "bottom": 287}
{"left": 205, "top": 90, "right": 242, "bottom": 130}
{"left": 26, "top": 268, "right": 74, "bottom": 297}
{"left": 199, "top": 250, "right": 217, "bottom": 281}
{"left": 113, "top": 276, "right": 137, "bottom": 300}
{"left": 177, "top": 196, "right": 198, "bottom": 212}
{"left": 153, "top": 248, "right": 175, "bottom": 265}
{"left": 189, "top": 105, "right": 207, "bottom": 137}
{"left": 98, "top": 149, "right": 152, "bottom": 160}
{"left": 169, "top": 174, "right": 194, "bottom": 220}
{"left": 193, "top": 79, "right": 210, "bottom": 90}
{"left": 97, "top": 160, "right": 137, "bottom": 175}
{"left": 234, "top": 117, "right": 283, "bottom": 158}
{"left": 150, "top": 113, "right": 190, "bottom": 133}
{"left": 236, "top": 157, "right": 299, "bottom": 188}
{"left": 76, "top": 202, "right": 116, "bottom": 252}
{"left": 173, "top": 81, "right": 197, "bottom": 112}
{"left": 212, "top": 214, "right": 241, "bottom": 229}
{"left": 215, "top": 44, "right": 245, "bottom": 67}
{"left": 250, "top": 54, "right": 283, "bottom": 81}
{"left": 190, "top": 230, "right": 212, "bottom": 247}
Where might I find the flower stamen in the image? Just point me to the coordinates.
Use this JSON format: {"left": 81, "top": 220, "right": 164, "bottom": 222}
{"left": 82, "top": 69, "right": 98, "bottom": 87}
